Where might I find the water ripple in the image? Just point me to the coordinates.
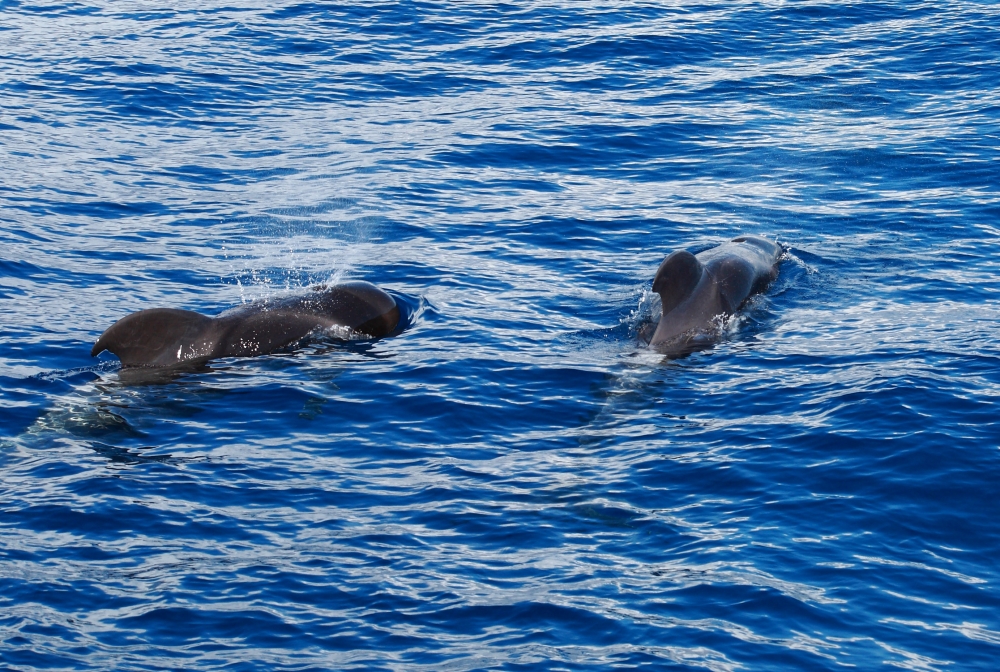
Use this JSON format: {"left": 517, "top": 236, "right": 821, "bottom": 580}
{"left": 2, "top": 0, "right": 1000, "bottom": 670}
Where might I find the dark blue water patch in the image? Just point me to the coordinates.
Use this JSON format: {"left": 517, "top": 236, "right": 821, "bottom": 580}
{"left": 264, "top": 1, "right": 343, "bottom": 21}
{"left": 558, "top": 34, "right": 736, "bottom": 69}
{"left": 13, "top": 1, "right": 101, "bottom": 16}
{"left": 62, "top": 249, "right": 172, "bottom": 272}
{"left": 13, "top": 113, "right": 68, "bottom": 128}
{"left": 92, "top": 154, "right": 140, "bottom": 166}
{"left": 323, "top": 70, "right": 499, "bottom": 100}
{"left": 0, "top": 378, "right": 69, "bottom": 440}
{"left": 0, "top": 257, "right": 53, "bottom": 283}
{"left": 118, "top": 606, "right": 304, "bottom": 648}
{"left": 154, "top": 163, "right": 298, "bottom": 186}
{"left": 85, "top": 442, "right": 185, "bottom": 465}
{"left": 499, "top": 215, "right": 673, "bottom": 253}
{"left": 0, "top": 552, "right": 144, "bottom": 606}
{"left": 435, "top": 141, "right": 614, "bottom": 173}
{"left": 466, "top": 177, "right": 565, "bottom": 194}
{"left": 431, "top": 125, "right": 848, "bottom": 182}
{"left": 5, "top": 195, "right": 172, "bottom": 220}
{"left": 7, "top": 74, "right": 266, "bottom": 126}
{"left": 231, "top": 147, "right": 284, "bottom": 160}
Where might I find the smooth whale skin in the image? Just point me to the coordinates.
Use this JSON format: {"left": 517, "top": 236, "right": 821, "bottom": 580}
{"left": 92, "top": 281, "right": 400, "bottom": 368}
{"left": 649, "top": 235, "right": 783, "bottom": 355}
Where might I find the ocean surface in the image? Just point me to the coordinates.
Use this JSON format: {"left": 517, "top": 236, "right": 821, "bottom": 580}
{"left": 2, "top": 1, "right": 999, "bottom": 670}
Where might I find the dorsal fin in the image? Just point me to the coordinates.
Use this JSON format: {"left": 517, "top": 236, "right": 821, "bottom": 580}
{"left": 92, "top": 308, "right": 215, "bottom": 367}
{"left": 652, "top": 249, "right": 703, "bottom": 316}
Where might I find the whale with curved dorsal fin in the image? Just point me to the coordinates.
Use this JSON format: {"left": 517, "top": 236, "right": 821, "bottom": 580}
{"left": 649, "top": 235, "right": 783, "bottom": 355}
{"left": 92, "top": 281, "right": 400, "bottom": 368}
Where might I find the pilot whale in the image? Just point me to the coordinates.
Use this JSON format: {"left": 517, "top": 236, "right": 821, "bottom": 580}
{"left": 92, "top": 281, "right": 400, "bottom": 368}
{"left": 648, "top": 235, "right": 783, "bottom": 354}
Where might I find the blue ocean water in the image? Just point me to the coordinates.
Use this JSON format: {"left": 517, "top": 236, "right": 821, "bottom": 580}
{"left": 2, "top": 0, "right": 999, "bottom": 669}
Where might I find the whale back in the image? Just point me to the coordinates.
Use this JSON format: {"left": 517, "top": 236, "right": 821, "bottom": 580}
{"left": 214, "top": 311, "right": 341, "bottom": 358}
{"left": 284, "top": 281, "right": 400, "bottom": 337}
{"left": 213, "top": 280, "right": 401, "bottom": 358}
{"left": 699, "top": 235, "right": 782, "bottom": 312}
{"left": 91, "top": 308, "right": 219, "bottom": 367}
{"left": 221, "top": 281, "right": 400, "bottom": 336}
{"left": 92, "top": 281, "right": 401, "bottom": 368}
{"left": 649, "top": 235, "right": 783, "bottom": 353}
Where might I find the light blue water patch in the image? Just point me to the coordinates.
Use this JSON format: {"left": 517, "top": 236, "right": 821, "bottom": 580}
{"left": 2, "top": 1, "right": 999, "bottom": 670}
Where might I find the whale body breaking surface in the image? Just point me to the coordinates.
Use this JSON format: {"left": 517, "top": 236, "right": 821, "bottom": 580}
{"left": 648, "top": 235, "right": 784, "bottom": 356}
{"left": 92, "top": 238, "right": 782, "bottom": 369}
{"left": 91, "top": 281, "right": 400, "bottom": 368}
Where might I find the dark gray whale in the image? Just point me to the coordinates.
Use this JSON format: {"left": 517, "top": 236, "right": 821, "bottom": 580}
{"left": 92, "top": 281, "right": 400, "bottom": 368}
{"left": 649, "top": 235, "right": 783, "bottom": 354}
